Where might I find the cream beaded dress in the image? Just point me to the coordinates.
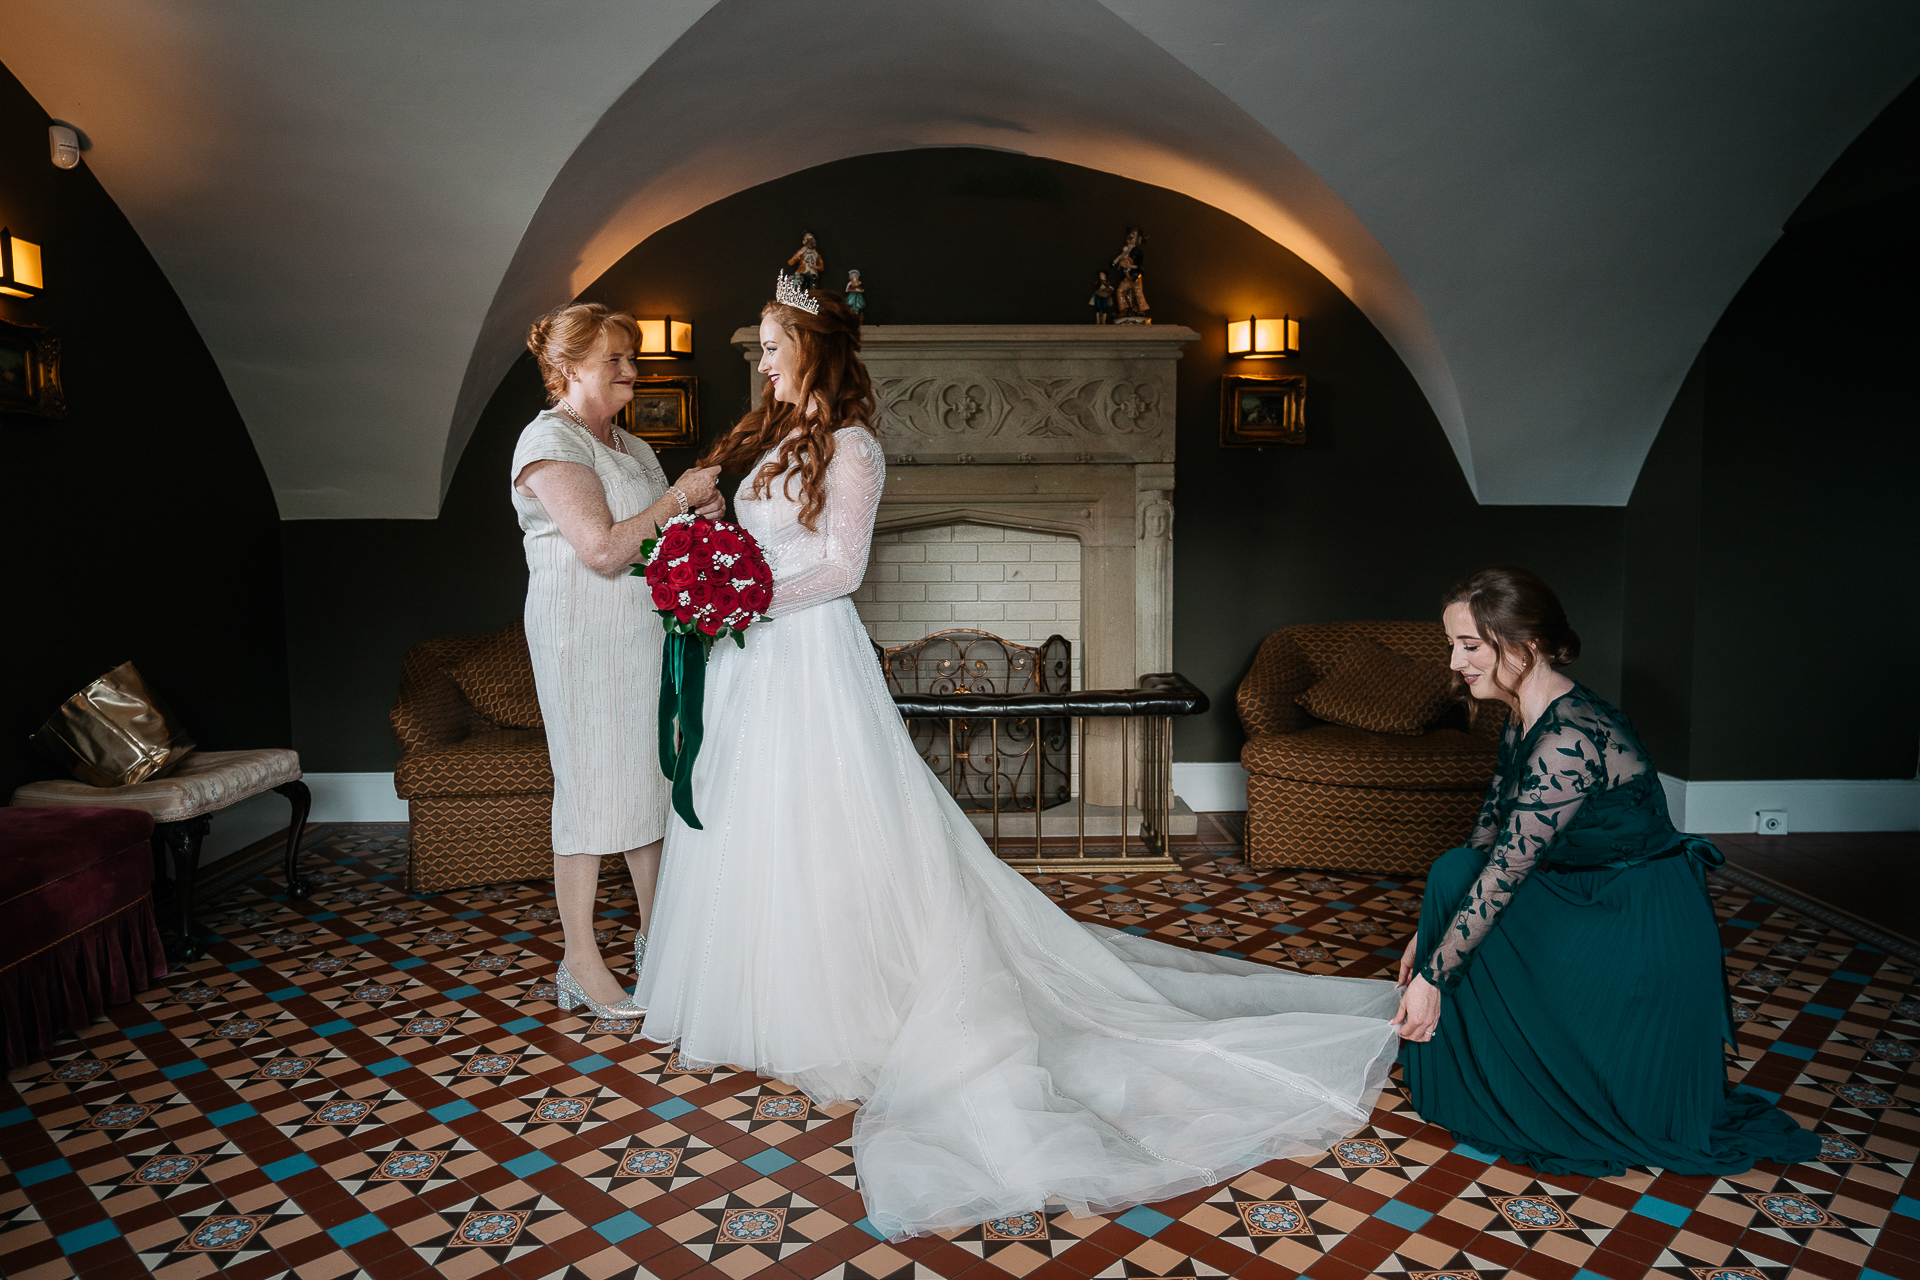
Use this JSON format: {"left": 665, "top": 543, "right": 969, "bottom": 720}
{"left": 510, "top": 408, "right": 672, "bottom": 856}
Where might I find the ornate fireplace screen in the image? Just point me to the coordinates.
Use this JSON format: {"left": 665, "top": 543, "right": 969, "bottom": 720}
{"left": 879, "top": 630, "right": 1071, "bottom": 814}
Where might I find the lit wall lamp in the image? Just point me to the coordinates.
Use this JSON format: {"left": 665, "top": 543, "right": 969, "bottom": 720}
{"left": 636, "top": 316, "right": 692, "bottom": 359}
{"left": 0, "top": 230, "right": 44, "bottom": 299}
{"left": 1226, "top": 314, "right": 1300, "bottom": 359}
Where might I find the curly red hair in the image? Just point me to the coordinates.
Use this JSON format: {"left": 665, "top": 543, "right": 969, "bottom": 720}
{"left": 700, "top": 291, "right": 876, "bottom": 532}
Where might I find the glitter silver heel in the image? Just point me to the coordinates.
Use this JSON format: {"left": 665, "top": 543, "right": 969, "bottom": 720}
{"left": 554, "top": 962, "right": 645, "bottom": 1018}
{"left": 633, "top": 929, "right": 648, "bottom": 975}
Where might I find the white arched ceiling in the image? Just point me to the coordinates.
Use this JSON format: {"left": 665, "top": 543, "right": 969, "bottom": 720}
{"left": 6, "top": 2, "right": 1919, "bottom": 516}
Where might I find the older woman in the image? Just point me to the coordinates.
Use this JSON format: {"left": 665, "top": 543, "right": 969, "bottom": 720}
{"left": 512, "top": 302, "right": 721, "bottom": 1017}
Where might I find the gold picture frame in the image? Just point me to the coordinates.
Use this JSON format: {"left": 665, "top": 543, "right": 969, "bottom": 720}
{"left": 616, "top": 375, "right": 699, "bottom": 449}
{"left": 1220, "top": 373, "right": 1304, "bottom": 447}
{"left": 0, "top": 317, "right": 64, "bottom": 419}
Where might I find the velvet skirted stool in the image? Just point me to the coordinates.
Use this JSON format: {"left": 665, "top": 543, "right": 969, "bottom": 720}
{"left": 0, "top": 806, "right": 169, "bottom": 1070}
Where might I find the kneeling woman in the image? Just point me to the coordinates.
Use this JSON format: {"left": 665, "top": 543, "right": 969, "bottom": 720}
{"left": 1392, "top": 567, "right": 1816, "bottom": 1176}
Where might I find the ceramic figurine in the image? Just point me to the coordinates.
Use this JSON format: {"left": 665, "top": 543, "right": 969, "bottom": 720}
{"left": 844, "top": 269, "right": 866, "bottom": 317}
{"left": 1088, "top": 271, "right": 1115, "bottom": 323}
{"left": 1112, "top": 227, "right": 1149, "bottom": 323}
{"left": 787, "top": 232, "right": 824, "bottom": 291}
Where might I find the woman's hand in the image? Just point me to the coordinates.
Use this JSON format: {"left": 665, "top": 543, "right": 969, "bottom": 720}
{"left": 1396, "top": 934, "right": 1419, "bottom": 988}
{"left": 1388, "top": 975, "right": 1441, "bottom": 1042}
{"left": 672, "top": 466, "right": 721, "bottom": 510}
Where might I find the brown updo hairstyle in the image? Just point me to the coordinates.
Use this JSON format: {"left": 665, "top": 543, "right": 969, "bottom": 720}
{"left": 1442, "top": 566, "right": 1582, "bottom": 701}
{"left": 700, "top": 290, "right": 875, "bottom": 532}
{"left": 527, "top": 302, "right": 641, "bottom": 404}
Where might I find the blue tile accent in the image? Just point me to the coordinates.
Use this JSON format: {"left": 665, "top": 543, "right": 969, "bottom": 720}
{"left": 122, "top": 1021, "right": 165, "bottom": 1038}
{"left": 430, "top": 1099, "right": 478, "bottom": 1122}
{"left": 1373, "top": 881, "right": 1400, "bottom": 888}
{"left": 1735, "top": 1086, "right": 1781, "bottom": 1103}
{"left": 854, "top": 1217, "right": 886, "bottom": 1240}
{"left": 1181, "top": 903, "right": 1209, "bottom": 912}
{"left": 227, "top": 958, "right": 263, "bottom": 971}
{"left": 308, "top": 912, "right": 338, "bottom": 922}
{"left": 442, "top": 985, "right": 479, "bottom": 1000}
{"left": 1116, "top": 1205, "right": 1175, "bottom": 1237}
{"left": 55, "top": 1220, "right": 118, "bottom": 1255}
{"left": 366, "top": 1058, "right": 410, "bottom": 1077}
{"left": 1831, "top": 971, "right": 1873, "bottom": 984}
{"left": 571, "top": 1053, "right": 615, "bottom": 1074}
{"left": 1375, "top": 946, "right": 1406, "bottom": 958}
{"left": 1375, "top": 1199, "right": 1432, "bottom": 1231}
{"left": 649, "top": 1097, "right": 698, "bottom": 1121}
{"left": 1453, "top": 1141, "right": 1501, "bottom": 1163}
{"left": 744, "top": 1150, "right": 795, "bottom": 1175}
{"left": 604, "top": 908, "right": 630, "bottom": 918}
{"left": 370, "top": 874, "right": 397, "bottom": 882}
{"left": 161, "top": 1060, "right": 209, "bottom": 1079}
{"left": 346, "top": 933, "right": 378, "bottom": 944}
{"left": 1801, "top": 1003, "right": 1849, "bottom": 1019}
{"left": 314, "top": 1020, "right": 354, "bottom": 1039}
{"left": 1217, "top": 949, "right": 1248, "bottom": 959}
{"left": 1858, "top": 943, "right": 1886, "bottom": 953}
{"left": 392, "top": 958, "right": 426, "bottom": 970}
{"left": 1122, "top": 925, "right": 1150, "bottom": 937}
{"left": 593, "top": 1211, "right": 651, "bottom": 1243}
{"left": 1725, "top": 918, "right": 1761, "bottom": 930}
{"left": 263, "top": 1153, "right": 317, "bottom": 1180}
{"left": 328, "top": 1213, "right": 388, "bottom": 1246}
{"left": 1632, "top": 1194, "right": 1691, "bottom": 1227}
{"left": 1103, "top": 884, "right": 1128, "bottom": 893}
{"left": 1866, "top": 1270, "right": 1910, "bottom": 1280}
{"left": 266, "top": 987, "right": 303, "bottom": 1002}
{"left": 1893, "top": 1195, "right": 1919, "bottom": 1219}
{"left": 501, "top": 1017, "right": 541, "bottom": 1034}
{"left": 1574, "top": 1272, "right": 1617, "bottom": 1280}
{"left": 18, "top": 1158, "right": 70, "bottom": 1187}
{"left": 452, "top": 910, "right": 483, "bottom": 920}
{"left": 0, "top": 1106, "right": 33, "bottom": 1127}
{"left": 505, "top": 1151, "right": 557, "bottom": 1177}
{"left": 503, "top": 931, "right": 533, "bottom": 943}
{"left": 1771, "top": 1042, "right": 1815, "bottom": 1060}
{"left": 207, "top": 1104, "right": 257, "bottom": 1127}
{"left": 1326, "top": 901, "right": 1355, "bottom": 910}
{"left": 1271, "top": 923, "right": 1303, "bottom": 934}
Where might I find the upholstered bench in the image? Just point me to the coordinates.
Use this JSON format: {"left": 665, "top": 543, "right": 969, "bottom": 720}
{"left": 11, "top": 749, "right": 311, "bottom": 959}
{"left": 0, "top": 806, "right": 168, "bottom": 1069}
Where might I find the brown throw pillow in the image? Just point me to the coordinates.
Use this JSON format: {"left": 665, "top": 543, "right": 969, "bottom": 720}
{"left": 1295, "top": 637, "right": 1455, "bottom": 735}
{"left": 447, "top": 622, "right": 544, "bottom": 730}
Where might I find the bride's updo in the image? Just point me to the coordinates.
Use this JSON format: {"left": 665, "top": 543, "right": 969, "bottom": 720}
{"left": 528, "top": 302, "right": 640, "bottom": 404}
{"left": 701, "top": 290, "right": 876, "bottom": 532}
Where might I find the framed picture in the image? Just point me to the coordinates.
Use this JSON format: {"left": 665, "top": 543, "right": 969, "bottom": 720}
{"left": 1220, "top": 373, "right": 1304, "bottom": 447}
{"left": 0, "top": 317, "right": 64, "bottom": 419}
{"left": 616, "top": 375, "right": 699, "bottom": 449}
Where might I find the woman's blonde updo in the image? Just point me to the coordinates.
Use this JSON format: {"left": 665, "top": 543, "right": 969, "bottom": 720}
{"left": 527, "top": 302, "right": 641, "bottom": 404}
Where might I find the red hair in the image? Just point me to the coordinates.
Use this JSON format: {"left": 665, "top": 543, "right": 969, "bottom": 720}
{"left": 700, "top": 291, "right": 876, "bottom": 532}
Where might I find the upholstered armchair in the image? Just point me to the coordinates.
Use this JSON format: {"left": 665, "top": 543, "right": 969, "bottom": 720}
{"left": 391, "top": 621, "right": 554, "bottom": 893}
{"left": 1236, "top": 621, "right": 1506, "bottom": 877}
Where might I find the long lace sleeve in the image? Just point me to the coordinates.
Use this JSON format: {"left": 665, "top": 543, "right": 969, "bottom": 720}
{"left": 765, "top": 427, "right": 885, "bottom": 618}
{"left": 1419, "top": 721, "right": 1608, "bottom": 989}
{"left": 1465, "top": 728, "right": 1513, "bottom": 852}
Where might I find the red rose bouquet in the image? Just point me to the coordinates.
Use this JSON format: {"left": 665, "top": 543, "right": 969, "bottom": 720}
{"left": 631, "top": 515, "right": 774, "bottom": 829}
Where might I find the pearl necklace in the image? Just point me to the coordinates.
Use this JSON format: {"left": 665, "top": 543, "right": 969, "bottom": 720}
{"left": 556, "top": 399, "right": 623, "bottom": 453}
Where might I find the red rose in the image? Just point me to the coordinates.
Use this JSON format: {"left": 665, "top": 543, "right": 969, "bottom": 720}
{"left": 696, "top": 612, "right": 721, "bottom": 636}
{"left": 660, "top": 525, "right": 693, "bottom": 557}
{"left": 666, "top": 562, "right": 697, "bottom": 589}
{"left": 689, "top": 544, "right": 715, "bottom": 570}
{"left": 686, "top": 579, "right": 713, "bottom": 606}
{"left": 712, "top": 585, "right": 739, "bottom": 618}
{"left": 712, "top": 528, "right": 744, "bottom": 556}
{"left": 752, "top": 559, "right": 773, "bottom": 585}
{"left": 651, "top": 582, "right": 677, "bottom": 611}
{"left": 743, "top": 584, "right": 772, "bottom": 614}
{"left": 673, "top": 603, "right": 696, "bottom": 624}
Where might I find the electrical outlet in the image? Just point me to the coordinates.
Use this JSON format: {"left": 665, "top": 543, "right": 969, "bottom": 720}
{"left": 1756, "top": 810, "right": 1789, "bottom": 835}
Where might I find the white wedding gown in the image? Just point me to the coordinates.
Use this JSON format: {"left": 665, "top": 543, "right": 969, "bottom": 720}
{"left": 635, "top": 426, "right": 1400, "bottom": 1239}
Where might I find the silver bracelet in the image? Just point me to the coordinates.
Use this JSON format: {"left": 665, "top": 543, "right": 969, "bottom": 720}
{"left": 668, "top": 486, "right": 689, "bottom": 514}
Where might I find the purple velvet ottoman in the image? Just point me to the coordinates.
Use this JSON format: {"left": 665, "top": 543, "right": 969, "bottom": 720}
{"left": 0, "top": 806, "right": 169, "bottom": 1069}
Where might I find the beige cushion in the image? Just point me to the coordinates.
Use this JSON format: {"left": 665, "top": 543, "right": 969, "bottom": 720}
{"left": 10, "top": 748, "right": 301, "bottom": 823}
{"left": 1295, "top": 637, "right": 1456, "bottom": 735}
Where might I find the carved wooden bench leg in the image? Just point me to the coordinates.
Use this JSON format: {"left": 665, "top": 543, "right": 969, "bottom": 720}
{"left": 274, "top": 780, "right": 313, "bottom": 899}
{"left": 154, "top": 816, "right": 211, "bottom": 962}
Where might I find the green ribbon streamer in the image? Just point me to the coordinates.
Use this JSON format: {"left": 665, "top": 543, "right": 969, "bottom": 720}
{"left": 657, "top": 631, "right": 708, "bottom": 829}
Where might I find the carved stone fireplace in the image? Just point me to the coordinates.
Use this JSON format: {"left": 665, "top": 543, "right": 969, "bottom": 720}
{"left": 733, "top": 324, "right": 1198, "bottom": 810}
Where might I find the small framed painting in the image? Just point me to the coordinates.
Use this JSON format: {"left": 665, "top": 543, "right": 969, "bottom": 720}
{"left": 617, "top": 375, "right": 699, "bottom": 449}
{"left": 0, "top": 318, "right": 64, "bottom": 419}
{"left": 1220, "top": 373, "right": 1304, "bottom": 447}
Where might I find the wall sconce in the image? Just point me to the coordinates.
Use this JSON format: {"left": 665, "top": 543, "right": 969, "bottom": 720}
{"left": 1226, "top": 314, "right": 1299, "bottom": 359}
{"left": 0, "top": 230, "right": 44, "bottom": 299}
{"left": 636, "top": 316, "right": 692, "bottom": 359}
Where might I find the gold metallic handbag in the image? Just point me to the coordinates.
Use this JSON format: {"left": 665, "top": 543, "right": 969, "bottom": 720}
{"left": 31, "top": 662, "right": 196, "bottom": 787}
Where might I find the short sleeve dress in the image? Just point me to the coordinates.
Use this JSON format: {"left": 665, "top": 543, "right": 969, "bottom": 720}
{"left": 510, "top": 409, "right": 672, "bottom": 856}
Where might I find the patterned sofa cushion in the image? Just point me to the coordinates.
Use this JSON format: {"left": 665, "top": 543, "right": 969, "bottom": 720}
{"left": 393, "top": 729, "right": 552, "bottom": 799}
{"left": 1295, "top": 637, "right": 1456, "bottom": 735}
{"left": 1240, "top": 724, "right": 1496, "bottom": 792}
{"left": 445, "top": 621, "right": 544, "bottom": 731}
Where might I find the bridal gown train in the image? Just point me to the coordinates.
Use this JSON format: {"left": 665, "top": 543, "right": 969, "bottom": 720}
{"left": 634, "top": 426, "right": 1401, "bottom": 1239}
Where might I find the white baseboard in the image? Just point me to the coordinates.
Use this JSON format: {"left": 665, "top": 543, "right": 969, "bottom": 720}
{"left": 1172, "top": 762, "right": 1249, "bottom": 812}
{"left": 305, "top": 772, "right": 409, "bottom": 823}
{"left": 1660, "top": 772, "right": 1918, "bottom": 834}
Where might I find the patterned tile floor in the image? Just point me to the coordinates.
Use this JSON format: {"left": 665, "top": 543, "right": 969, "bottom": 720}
{"left": 2, "top": 816, "right": 1916, "bottom": 1280}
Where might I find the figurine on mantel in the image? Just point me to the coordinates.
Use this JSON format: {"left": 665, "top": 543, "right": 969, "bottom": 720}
{"left": 1088, "top": 270, "right": 1115, "bottom": 323}
{"left": 844, "top": 269, "right": 866, "bottom": 318}
{"left": 1112, "top": 227, "right": 1149, "bottom": 323}
{"left": 787, "top": 232, "right": 824, "bottom": 291}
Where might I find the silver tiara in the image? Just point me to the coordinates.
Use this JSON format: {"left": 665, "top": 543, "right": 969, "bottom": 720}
{"left": 775, "top": 272, "right": 821, "bottom": 315}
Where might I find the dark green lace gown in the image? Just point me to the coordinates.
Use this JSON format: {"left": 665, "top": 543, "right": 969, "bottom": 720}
{"left": 1401, "top": 685, "right": 1818, "bottom": 1176}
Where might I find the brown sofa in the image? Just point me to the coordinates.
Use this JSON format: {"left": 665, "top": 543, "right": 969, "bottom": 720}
{"left": 1236, "top": 621, "right": 1507, "bottom": 877}
{"left": 390, "top": 621, "right": 555, "bottom": 893}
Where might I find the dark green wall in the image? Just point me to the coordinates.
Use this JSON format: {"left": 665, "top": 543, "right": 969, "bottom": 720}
{"left": 2, "top": 60, "right": 290, "bottom": 798}
{"left": 283, "top": 147, "right": 1626, "bottom": 770}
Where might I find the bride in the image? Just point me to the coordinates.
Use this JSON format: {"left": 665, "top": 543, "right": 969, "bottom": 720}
{"left": 634, "top": 276, "right": 1401, "bottom": 1240}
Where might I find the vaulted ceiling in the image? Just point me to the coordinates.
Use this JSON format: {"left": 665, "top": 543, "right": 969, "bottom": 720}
{"left": 8, "top": 1, "right": 1918, "bottom": 517}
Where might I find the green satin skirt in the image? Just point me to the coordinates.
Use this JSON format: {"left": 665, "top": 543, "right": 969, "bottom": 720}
{"left": 1401, "top": 845, "right": 1819, "bottom": 1176}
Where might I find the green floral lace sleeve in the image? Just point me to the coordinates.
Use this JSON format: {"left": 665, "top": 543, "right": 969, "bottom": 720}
{"left": 1465, "top": 725, "right": 1514, "bottom": 852}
